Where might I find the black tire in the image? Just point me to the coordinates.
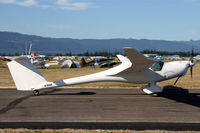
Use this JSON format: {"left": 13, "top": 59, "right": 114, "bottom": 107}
{"left": 151, "top": 92, "right": 161, "bottom": 97}
{"left": 33, "top": 90, "right": 39, "bottom": 96}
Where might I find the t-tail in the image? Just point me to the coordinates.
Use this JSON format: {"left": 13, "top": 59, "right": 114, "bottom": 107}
{"left": 7, "top": 57, "right": 49, "bottom": 95}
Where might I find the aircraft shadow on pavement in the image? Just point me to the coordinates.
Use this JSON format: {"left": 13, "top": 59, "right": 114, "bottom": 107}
{"left": 160, "top": 85, "right": 200, "bottom": 108}
{"left": 0, "top": 89, "right": 60, "bottom": 115}
{"left": 42, "top": 91, "right": 96, "bottom": 95}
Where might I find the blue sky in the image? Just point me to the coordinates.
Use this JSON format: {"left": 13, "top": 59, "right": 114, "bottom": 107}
{"left": 0, "top": 0, "right": 200, "bottom": 40}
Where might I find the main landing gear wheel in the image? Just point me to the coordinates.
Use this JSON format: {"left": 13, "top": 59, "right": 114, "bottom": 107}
{"left": 151, "top": 92, "right": 161, "bottom": 97}
{"left": 33, "top": 90, "right": 39, "bottom": 96}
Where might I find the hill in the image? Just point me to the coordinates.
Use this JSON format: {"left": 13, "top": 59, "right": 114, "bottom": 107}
{"left": 0, "top": 31, "right": 200, "bottom": 54}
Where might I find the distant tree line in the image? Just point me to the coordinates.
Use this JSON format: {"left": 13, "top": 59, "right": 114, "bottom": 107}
{"left": 0, "top": 50, "right": 199, "bottom": 57}
{"left": 54, "top": 51, "right": 122, "bottom": 57}
{"left": 76, "top": 51, "right": 122, "bottom": 56}
{"left": 0, "top": 53, "right": 20, "bottom": 56}
{"left": 141, "top": 49, "right": 198, "bottom": 57}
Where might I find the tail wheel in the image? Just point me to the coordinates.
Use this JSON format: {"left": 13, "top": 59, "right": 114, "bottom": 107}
{"left": 33, "top": 90, "right": 39, "bottom": 96}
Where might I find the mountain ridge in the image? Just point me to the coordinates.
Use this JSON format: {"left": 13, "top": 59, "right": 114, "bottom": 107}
{"left": 0, "top": 31, "right": 200, "bottom": 54}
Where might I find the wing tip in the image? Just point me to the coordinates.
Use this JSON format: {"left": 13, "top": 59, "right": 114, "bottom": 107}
{"left": 116, "top": 54, "right": 130, "bottom": 64}
{"left": 123, "top": 47, "right": 133, "bottom": 50}
{"left": 123, "top": 47, "right": 139, "bottom": 53}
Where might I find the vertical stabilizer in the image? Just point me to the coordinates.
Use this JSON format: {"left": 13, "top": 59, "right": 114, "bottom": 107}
{"left": 7, "top": 57, "right": 47, "bottom": 91}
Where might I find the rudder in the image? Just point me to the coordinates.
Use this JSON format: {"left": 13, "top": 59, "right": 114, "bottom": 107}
{"left": 7, "top": 57, "right": 47, "bottom": 91}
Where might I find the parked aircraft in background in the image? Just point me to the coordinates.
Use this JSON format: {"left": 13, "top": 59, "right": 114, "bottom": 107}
{"left": 80, "top": 57, "right": 117, "bottom": 68}
{"left": 7, "top": 47, "right": 196, "bottom": 96}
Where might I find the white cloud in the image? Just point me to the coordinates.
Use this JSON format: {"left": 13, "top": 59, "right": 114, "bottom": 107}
{"left": 17, "top": 0, "right": 37, "bottom": 7}
{"left": 0, "top": 0, "right": 50, "bottom": 8}
{"left": 0, "top": 0, "right": 93, "bottom": 10}
{"left": 0, "top": 0, "right": 15, "bottom": 4}
{"left": 56, "top": 0, "right": 93, "bottom": 10}
{"left": 56, "top": 0, "right": 69, "bottom": 5}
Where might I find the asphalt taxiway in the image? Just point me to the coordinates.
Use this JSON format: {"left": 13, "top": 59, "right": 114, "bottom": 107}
{"left": 0, "top": 86, "right": 200, "bottom": 130}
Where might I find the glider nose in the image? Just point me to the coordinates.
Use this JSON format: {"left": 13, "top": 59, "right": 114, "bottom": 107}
{"left": 188, "top": 58, "right": 196, "bottom": 78}
{"left": 189, "top": 59, "right": 196, "bottom": 67}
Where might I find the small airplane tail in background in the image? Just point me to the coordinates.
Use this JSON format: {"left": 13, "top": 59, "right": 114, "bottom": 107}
{"left": 80, "top": 57, "right": 87, "bottom": 67}
{"left": 7, "top": 57, "right": 48, "bottom": 91}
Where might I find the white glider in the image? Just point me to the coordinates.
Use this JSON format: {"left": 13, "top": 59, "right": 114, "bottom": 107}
{"left": 7, "top": 47, "right": 196, "bottom": 96}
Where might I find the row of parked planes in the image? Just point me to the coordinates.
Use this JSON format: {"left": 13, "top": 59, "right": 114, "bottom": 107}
{"left": 1, "top": 54, "right": 118, "bottom": 68}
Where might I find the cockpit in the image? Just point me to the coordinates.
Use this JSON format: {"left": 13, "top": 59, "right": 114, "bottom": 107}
{"left": 151, "top": 61, "right": 164, "bottom": 71}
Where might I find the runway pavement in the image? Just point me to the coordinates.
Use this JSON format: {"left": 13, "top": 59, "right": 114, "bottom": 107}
{"left": 0, "top": 86, "right": 200, "bottom": 130}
